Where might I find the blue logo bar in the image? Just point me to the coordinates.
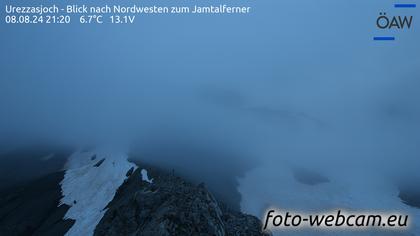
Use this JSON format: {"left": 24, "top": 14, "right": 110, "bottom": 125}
{"left": 373, "top": 36, "right": 396, "bottom": 41}
{"left": 394, "top": 4, "right": 416, "bottom": 8}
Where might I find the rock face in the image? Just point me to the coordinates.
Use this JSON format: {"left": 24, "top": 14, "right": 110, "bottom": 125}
{"left": 292, "top": 167, "right": 329, "bottom": 186}
{"left": 94, "top": 166, "right": 268, "bottom": 236}
{"left": 399, "top": 187, "right": 420, "bottom": 209}
{"left": 0, "top": 149, "right": 269, "bottom": 236}
{"left": 0, "top": 171, "right": 74, "bottom": 236}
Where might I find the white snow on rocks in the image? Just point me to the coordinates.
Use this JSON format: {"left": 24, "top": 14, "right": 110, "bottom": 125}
{"left": 60, "top": 150, "right": 137, "bottom": 236}
{"left": 141, "top": 169, "right": 153, "bottom": 183}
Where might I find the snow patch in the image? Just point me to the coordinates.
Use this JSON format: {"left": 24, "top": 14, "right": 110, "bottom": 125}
{"left": 60, "top": 150, "right": 137, "bottom": 236}
{"left": 141, "top": 169, "right": 153, "bottom": 183}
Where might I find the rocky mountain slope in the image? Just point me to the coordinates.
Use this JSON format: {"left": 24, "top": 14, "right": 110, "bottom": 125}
{"left": 0, "top": 150, "right": 268, "bottom": 236}
{"left": 95, "top": 165, "right": 268, "bottom": 236}
{"left": 0, "top": 171, "right": 73, "bottom": 236}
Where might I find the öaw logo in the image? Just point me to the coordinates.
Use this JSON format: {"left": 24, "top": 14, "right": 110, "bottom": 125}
{"left": 374, "top": 3, "right": 416, "bottom": 41}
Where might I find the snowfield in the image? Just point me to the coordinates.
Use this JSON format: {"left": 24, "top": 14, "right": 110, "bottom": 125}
{"left": 238, "top": 163, "right": 420, "bottom": 236}
{"left": 60, "top": 150, "right": 137, "bottom": 236}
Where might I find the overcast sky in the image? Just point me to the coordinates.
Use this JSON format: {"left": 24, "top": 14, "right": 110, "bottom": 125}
{"left": 1, "top": 0, "right": 419, "bottom": 179}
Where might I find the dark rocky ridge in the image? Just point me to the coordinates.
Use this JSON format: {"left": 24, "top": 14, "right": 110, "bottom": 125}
{"left": 0, "top": 148, "right": 268, "bottom": 236}
{"left": 94, "top": 165, "right": 269, "bottom": 236}
{"left": 0, "top": 171, "right": 74, "bottom": 236}
{"left": 128, "top": 146, "right": 250, "bottom": 212}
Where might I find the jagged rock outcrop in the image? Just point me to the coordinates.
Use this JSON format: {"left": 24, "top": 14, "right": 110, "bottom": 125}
{"left": 94, "top": 166, "right": 268, "bottom": 236}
